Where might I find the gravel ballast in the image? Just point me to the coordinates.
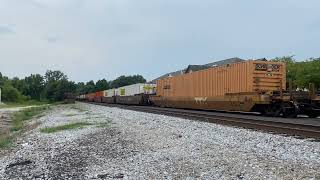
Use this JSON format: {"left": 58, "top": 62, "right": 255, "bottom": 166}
{"left": 0, "top": 102, "right": 320, "bottom": 179}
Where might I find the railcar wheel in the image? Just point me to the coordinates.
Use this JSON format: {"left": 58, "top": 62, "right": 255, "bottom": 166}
{"left": 281, "top": 103, "right": 298, "bottom": 118}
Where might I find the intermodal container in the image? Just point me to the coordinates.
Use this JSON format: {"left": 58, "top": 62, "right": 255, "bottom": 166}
{"left": 86, "top": 93, "right": 96, "bottom": 102}
{"left": 103, "top": 89, "right": 115, "bottom": 97}
{"left": 95, "top": 91, "right": 104, "bottom": 97}
{"left": 115, "top": 83, "right": 157, "bottom": 96}
{"left": 156, "top": 60, "right": 286, "bottom": 97}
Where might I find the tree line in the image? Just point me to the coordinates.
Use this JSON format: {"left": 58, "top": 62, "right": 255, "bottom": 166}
{"left": 0, "top": 70, "right": 146, "bottom": 103}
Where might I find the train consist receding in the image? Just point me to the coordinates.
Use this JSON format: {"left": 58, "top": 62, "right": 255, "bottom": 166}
{"left": 77, "top": 60, "right": 320, "bottom": 118}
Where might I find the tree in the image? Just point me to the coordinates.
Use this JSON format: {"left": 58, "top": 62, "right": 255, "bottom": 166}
{"left": 11, "top": 77, "right": 27, "bottom": 93}
{"left": 95, "top": 79, "right": 109, "bottom": 91}
{"left": 24, "top": 74, "right": 44, "bottom": 100}
{"left": 295, "top": 58, "right": 320, "bottom": 89}
{"left": 43, "top": 70, "right": 75, "bottom": 101}
{"left": 45, "top": 70, "right": 67, "bottom": 83}
{"left": 0, "top": 73, "right": 9, "bottom": 87}
{"left": 1, "top": 83, "right": 24, "bottom": 102}
{"left": 85, "top": 80, "right": 96, "bottom": 93}
{"left": 43, "top": 80, "right": 76, "bottom": 101}
{"left": 110, "top": 75, "right": 146, "bottom": 88}
{"left": 76, "top": 82, "right": 86, "bottom": 94}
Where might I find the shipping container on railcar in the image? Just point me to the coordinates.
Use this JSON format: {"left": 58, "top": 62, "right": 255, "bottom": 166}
{"left": 94, "top": 91, "right": 104, "bottom": 103}
{"left": 115, "top": 83, "right": 156, "bottom": 96}
{"left": 101, "top": 89, "right": 116, "bottom": 103}
{"left": 103, "top": 89, "right": 116, "bottom": 97}
{"left": 150, "top": 60, "right": 298, "bottom": 117}
{"left": 86, "top": 93, "right": 96, "bottom": 102}
{"left": 114, "top": 83, "right": 156, "bottom": 105}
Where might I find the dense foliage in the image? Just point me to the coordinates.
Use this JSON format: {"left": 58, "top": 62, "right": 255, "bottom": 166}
{"left": 0, "top": 71, "right": 146, "bottom": 102}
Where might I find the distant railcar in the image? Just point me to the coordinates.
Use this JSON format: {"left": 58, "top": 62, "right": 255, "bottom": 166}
{"left": 112, "top": 83, "right": 156, "bottom": 105}
{"left": 86, "top": 93, "right": 95, "bottom": 102}
{"left": 64, "top": 92, "right": 75, "bottom": 104}
{"left": 93, "top": 91, "right": 104, "bottom": 103}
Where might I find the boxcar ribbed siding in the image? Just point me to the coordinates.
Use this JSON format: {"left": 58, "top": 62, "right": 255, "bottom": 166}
{"left": 197, "top": 72, "right": 200, "bottom": 96}
{"left": 205, "top": 70, "right": 209, "bottom": 96}
{"left": 155, "top": 60, "right": 286, "bottom": 97}
{"left": 209, "top": 69, "right": 212, "bottom": 97}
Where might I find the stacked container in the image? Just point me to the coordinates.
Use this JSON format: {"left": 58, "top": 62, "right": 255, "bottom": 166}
{"left": 103, "top": 89, "right": 115, "bottom": 97}
{"left": 115, "top": 83, "right": 156, "bottom": 96}
{"left": 102, "top": 89, "right": 116, "bottom": 104}
{"left": 155, "top": 60, "right": 285, "bottom": 97}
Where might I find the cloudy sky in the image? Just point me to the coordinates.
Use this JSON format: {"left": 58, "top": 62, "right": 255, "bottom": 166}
{"left": 0, "top": 0, "right": 319, "bottom": 82}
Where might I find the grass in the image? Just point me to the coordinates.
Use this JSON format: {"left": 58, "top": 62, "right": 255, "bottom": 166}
{"left": 0, "top": 136, "right": 12, "bottom": 149}
{"left": 0, "top": 105, "right": 51, "bottom": 149}
{"left": 10, "top": 106, "right": 50, "bottom": 132}
{"left": 40, "top": 122, "right": 93, "bottom": 133}
{"left": 40, "top": 120, "right": 111, "bottom": 134}
{"left": 95, "top": 121, "right": 111, "bottom": 128}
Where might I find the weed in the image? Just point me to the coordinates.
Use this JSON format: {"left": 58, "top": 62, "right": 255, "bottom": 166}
{"left": 0, "top": 135, "right": 12, "bottom": 149}
{"left": 40, "top": 122, "right": 92, "bottom": 133}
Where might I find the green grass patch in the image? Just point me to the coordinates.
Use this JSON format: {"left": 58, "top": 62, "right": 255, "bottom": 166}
{"left": 11, "top": 106, "right": 50, "bottom": 132}
{"left": 96, "top": 122, "right": 111, "bottom": 128}
{"left": 0, "top": 136, "right": 12, "bottom": 149}
{"left": 40, "top": 122, "right": 93, "bottom": 133}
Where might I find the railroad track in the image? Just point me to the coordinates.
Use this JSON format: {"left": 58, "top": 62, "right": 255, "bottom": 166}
{"left": 85, "top": 102, "right": 320, "bottom": 139}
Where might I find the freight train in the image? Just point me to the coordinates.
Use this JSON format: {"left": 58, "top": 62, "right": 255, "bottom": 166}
{"left": 77, "top": 60, "right": 320, "bottom": 118}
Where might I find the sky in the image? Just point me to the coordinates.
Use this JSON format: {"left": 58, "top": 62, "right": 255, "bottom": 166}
{"left": 0, "top": 0, "right": 319, "bottom": 82}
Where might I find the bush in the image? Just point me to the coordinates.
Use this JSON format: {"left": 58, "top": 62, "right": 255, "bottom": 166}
{"left": 1, "top": 84, "right": 25, "bottom": 102}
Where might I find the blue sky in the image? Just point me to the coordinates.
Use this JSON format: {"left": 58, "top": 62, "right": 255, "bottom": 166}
{"left": 0, "top": 0, "right": 319, "bottom": 82}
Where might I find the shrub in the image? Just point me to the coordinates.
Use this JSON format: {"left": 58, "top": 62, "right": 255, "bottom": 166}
{"left": 1, "top": 84, "right": 25, "bottom": 102}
